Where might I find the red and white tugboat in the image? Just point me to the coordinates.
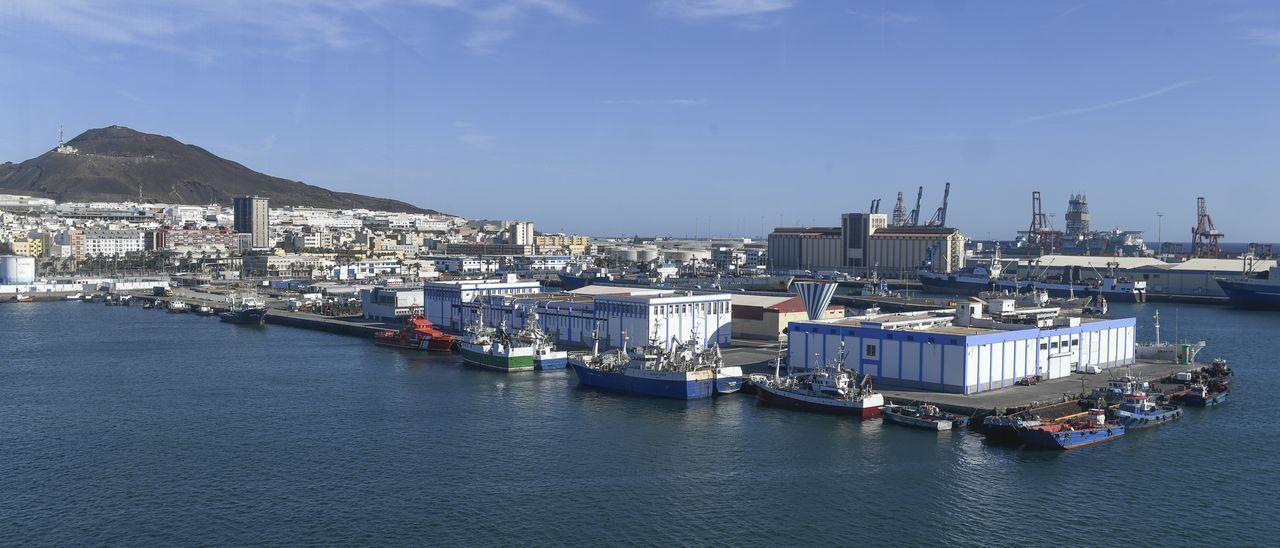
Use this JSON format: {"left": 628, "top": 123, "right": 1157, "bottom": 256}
{"left": 375, "top": 315, "right": 457, "bottom": 351}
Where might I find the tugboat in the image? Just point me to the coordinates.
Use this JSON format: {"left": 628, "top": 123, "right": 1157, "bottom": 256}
{"left": 982, "top": 411, "right": 1043, "bottom": 444}
{"left": 220, "top": 292, "right": 267, "bottom": 325}
{"left": 1111, "top": 392, "right": 1182, "bottom": 429}
{"left": 753, "top": 342, "right": 883, "bottom": 418}
{"left": 568, "top": 326, "right": 743, "bottom": 399}
{"left": 1016, "top": 409, "right": 1125, "bottom": 449}
{"left": 459, "top": 309, "right": 567, "bottom": 372}
{"left": 375, "top": 314, "right": 457, "bottom": 351}
{"left": 882, "top": 403, "right": 969, "bottom": 431}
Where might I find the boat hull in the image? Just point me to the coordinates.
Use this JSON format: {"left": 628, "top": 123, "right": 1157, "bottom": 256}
{"left": 755, "top": 383, "right": 882, "bottom": 418}
{"left": 1017, "top": 425, "right": 1125, "bottom": 449}
{"left": 883, "top": 409, "right": 952, "bottom": 431}
{"left": 568, "top": 361, "right": 716, "bottom": 399}
{"left": 220, "top": 308, "right": 267, "bottom": 325}
{"left": 1177, "top": 391, "right": 1229, "bottom": 407}
{"left": 1113, "top": 406, "right": 1182, "bottom": 429}
{"left": 460, "top": 344, "right": 536, "bottom": 372}
{"left": 1216, "top": 279, "right": 1280, "bottom": 310}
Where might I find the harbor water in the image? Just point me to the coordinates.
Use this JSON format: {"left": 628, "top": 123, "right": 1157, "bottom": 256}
{"left": 1, "top": 301, "right": 1276, "bottom": 545}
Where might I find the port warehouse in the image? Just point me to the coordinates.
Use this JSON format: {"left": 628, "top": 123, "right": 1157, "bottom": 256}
{"left": 787, "top": 304, "right": 1137, "bottom": 394}
{"left": 423, "top": 277, "right": 732, "bottom": 349}
{"left": 1009, "top": 255, "right": 1277, "bottom": 298}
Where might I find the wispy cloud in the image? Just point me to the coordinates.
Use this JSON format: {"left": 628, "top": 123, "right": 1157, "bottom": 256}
{"left": 599, "top": 98, "right": 710, "bottom": 107}
{"left": 454, "top": 122, "right": 494, "bottom": 149}
{"left": 847, "top": 9, "right": 921, "bottom": 25}
{"left": 1244, "top": 28, "right": 1280, "bottom": 47}
{"left": 1015, "top": 81, "right": 1195, "bottom": 125}
{"left": 2, "top": 0, "right": 588, "bottom": 58}
{"left": 655, "top": 0, "right": 795, "bottom": 20}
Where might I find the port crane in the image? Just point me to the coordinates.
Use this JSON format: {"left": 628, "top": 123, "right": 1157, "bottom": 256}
{"left": 906, "top": 186, "right": 923, "bottom": 226}
{"left": 926, "top": 182, "right": 950, "bottom": 227}
{"left": 1191, "top": 196, "right": 1224, "bottom": 258}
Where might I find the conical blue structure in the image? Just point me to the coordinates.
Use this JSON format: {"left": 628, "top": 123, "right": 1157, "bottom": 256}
{"left": 793, "top": 281, "right": 838, "bottom": 320}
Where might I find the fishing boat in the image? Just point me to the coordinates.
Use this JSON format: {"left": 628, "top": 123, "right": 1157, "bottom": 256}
{"left": 65, "top": 292, "right": 83, "bottom": 300}
{"left": 567, "top": 326, "right": 743, "bottom": 399}
{"left": 1111, "top": 392, "right": 1182, "bottom": 429}
{"left": 753, "top": 343, "right": 883, "bottom": 418}
{"left": 194, "top": 305, "right": 216, "bottom": 316}
{"left": 1096, "top": 375, "right": 1151, "bottom": 405}
{"left": 1173, "top": 381, "right": 1229, "bottom": 407}
{"left": 882, "top": 403, "right": 969, "bottom": 431}
{"left": 374, "top": 314, "right": 457, "bottom": 351}
{"left": 167, "top": 300, "right": 189, "bottom": 313}
{"left": 141, "top": 300, "right": 155, "bottom": 309}
{"left": 220, "top": 292, "right": 267, "bottom": 325}
{"left": 1215, "top": 265, "right": 1280, "bottom": 310}
{"left": 1016, "top": 409, "right": 1125, "bottom": 450}
{"left": 459, "top": 309, "right": 567, "bottom": 372}
{"left": 10, "top": 294, "right": 33, "bottom": 303}
{"left": 118, "top": 294, "right": 132, "bottom": 306}
{"left": 981, "top": 412, "right": 1043, "bottom": 444}
{"left": 1135, "top": 310, "right": 1205, "bottom": 365}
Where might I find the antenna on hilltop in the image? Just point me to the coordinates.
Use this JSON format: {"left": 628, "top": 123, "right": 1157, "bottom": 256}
{"left": 58, "top": 125, "right": 64, "bottom": 148}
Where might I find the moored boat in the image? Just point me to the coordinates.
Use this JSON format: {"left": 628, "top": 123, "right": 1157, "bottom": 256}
{"left": 882, "top": 403, "right": 968, "bottom": 431}
{"left": 1016, "top": 409, "right": 1125, "bottom": 449}
{"left": 1173, "top": 382, "right": 1229, "bottom": 407}
{"left": 1111, "top": 392, "right": 1182, "bottom": 429}
{"left": 167, "top": 300, "right": 189, "bottom": 313}
{"left": 982, "top": 412, "right": 1043, "bottom": 444}
{"left": 459, "top": 309, "right": 567, "bottom": 372}
{"left": 219, "top": 292, "right": 267, "bottom": 325}
{"left": 375, "top": 314, "right": 457, "bottom": 351}
{"left": 194, "top": 305, "right": 215, "bottom": 316}
{"left": 753, "top": 343, "right": 883, "bottom": 418}
{"left": 567, "top": 327, "right": 742, "bottom": 399}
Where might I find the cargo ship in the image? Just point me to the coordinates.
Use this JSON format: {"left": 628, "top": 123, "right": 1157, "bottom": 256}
{"left": 882, "top": 403, "right": 969, "bottom": 431}
{"left": 568, "top": 328, "right": 743, "bottom": 399}
{"left": 917, "top": 252, "right": 1146, "bottom": 302}
{"left": 459, "top": 310, "right": 567, "bottom": 372}
{"left": 1016, "top": 409, "right": 1125, "bottom": 449}
{"left": 374, "top": 315, "right": 456, "bottom": 351}
{"left": 752, "top": 343, "right": 883, "bottom": 418}
{"left": 219, "top": 292, "right": 267, "bottom": 325}
{"left": 1216, "top": 266, "right": 1280, "bottom": 309}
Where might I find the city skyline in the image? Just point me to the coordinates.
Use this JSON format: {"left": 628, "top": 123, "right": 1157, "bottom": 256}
{"left": 3, "top": 1, "right": 1279, "bottom": 239}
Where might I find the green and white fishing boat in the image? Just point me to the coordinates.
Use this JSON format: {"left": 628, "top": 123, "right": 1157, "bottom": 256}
{"left": 459, "top": 308, "right": 568, "bottom": 372}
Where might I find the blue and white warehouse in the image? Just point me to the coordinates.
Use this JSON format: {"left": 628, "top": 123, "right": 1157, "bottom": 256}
{"left": 787, "top": 302, "right": 1137, "bottom": 394}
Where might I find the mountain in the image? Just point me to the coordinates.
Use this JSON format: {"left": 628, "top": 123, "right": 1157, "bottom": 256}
{"left": 0, "top": 126, "right": 435, "bottom": 214}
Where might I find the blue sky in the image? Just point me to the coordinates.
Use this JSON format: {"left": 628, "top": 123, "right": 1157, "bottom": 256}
{"left": 1, "top": 1, "right": 1278, "bottom": 240}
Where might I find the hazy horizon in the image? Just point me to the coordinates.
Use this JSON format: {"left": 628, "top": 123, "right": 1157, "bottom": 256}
{"left": 3, "top": 1, "right": 1278, "bottom": 240}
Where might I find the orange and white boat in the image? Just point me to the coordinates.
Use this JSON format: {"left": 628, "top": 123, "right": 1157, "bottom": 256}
{"left": 374, "top": 315, "right": 457, "bottom": 351}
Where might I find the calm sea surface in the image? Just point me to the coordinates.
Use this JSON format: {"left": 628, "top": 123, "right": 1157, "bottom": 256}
{"left": 1, "top": 301, "right": 1276, "bottom": 546}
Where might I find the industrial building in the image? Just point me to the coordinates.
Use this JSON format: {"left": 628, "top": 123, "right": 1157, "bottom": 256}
{"left": 728, "top": 293, "right": 843, "bottom": 340}
{"left": 0, "top": 255, "right": 36, "bottom": 285}
{"left": 769, "top": 186, "right": 965, "bottom": 275}
{"left": 766, "top": 227, "right": 843, "bottom": 271}
{"left": 787, "top": 300, "right": 1137, "bottom": 394}
{"left": 360, "top": 286, "right": 425, "bottom": 322}
{"left": 866, "top": 226, "right": 966, "bottom": 277}
{"left": 423, "top": 278, "right": 732, "bottom": 350}
{"left": 422, "top": 275, "right": 544, "bottom": 326}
